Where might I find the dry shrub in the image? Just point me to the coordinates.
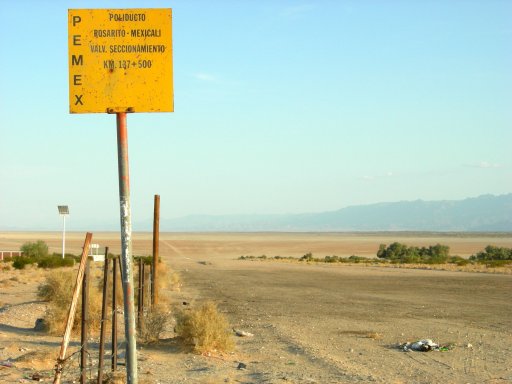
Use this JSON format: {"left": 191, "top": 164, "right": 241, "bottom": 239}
{"left": 366, "top": 332, "right": 383, "bottom": 340}
{"left": 101, "top": 371, "right": 126, "bottom": 384}
{"left": 138, "top": 305, "right": 170, "bottom": 343}
{"left": 153, "top": 260, "right": 180, "bottom": 296}
{"left": 101, "top": 372, "right": 153, "bottom": 384}
{"left": 37, "top": 268, "right": 104, "bottom": 335}
{"left": 340, "top": 330, "right": 382, "bottom": 340}
{"left": 175, "top": 301, "right": 234, "bottom": 354}
{"left": 37, "top": 270, "right": 75, "bottom": 306}
{"left": 169, "top": 271, "right": 181, "bottom": 291}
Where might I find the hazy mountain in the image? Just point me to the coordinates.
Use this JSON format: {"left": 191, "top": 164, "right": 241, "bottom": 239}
{"left": 159, "top": 194, "right": 512, "bottom": 232}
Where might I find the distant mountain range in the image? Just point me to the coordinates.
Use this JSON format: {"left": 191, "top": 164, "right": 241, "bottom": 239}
{"left": 159, "top": 194, "right": 512, "bottom": 232}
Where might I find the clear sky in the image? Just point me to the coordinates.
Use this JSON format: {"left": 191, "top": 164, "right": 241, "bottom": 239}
{"left": 0, "top": 0, "right": 511, "bottom": 231}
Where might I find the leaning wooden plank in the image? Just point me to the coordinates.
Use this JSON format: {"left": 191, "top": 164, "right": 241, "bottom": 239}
{"left": 53, "top": 232, "right": 93, "bottom": 384}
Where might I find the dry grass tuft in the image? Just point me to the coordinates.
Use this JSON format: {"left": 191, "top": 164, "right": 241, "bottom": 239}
{"left": 37, "top": 268, "right": 104, "bottom": 335}
{"left": 138, "top": 305, "right": 170, "bottom": 344}
{"left": 340, "top": 329, "right": 383, "bottom": 340}
{"left": 175, "top": 301, "right": 234, "bottom": 354}
{"left": 169, "top": 271, "right": 182, "bottom": 291}
{"left": 366, "top": 331, "right": 383, "bottom": 340}
{"left": 101, "top": 371, "right": 154, "bottom": 384}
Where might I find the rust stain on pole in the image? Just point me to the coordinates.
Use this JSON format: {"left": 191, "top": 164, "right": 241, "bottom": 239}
{"left": 152, "top": 194, "right": 160, "bottom": 306}
{"left": 116, "top": 112, "right": 138, "bottom": 384}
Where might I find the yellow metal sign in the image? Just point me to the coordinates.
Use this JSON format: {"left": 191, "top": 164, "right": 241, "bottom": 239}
{"left": 68, "top": 9, "right": 173, "bottom": 113}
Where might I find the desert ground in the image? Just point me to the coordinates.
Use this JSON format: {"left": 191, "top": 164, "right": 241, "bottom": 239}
{"left": 1, "top": 231, "right": 511, "bottom": 383}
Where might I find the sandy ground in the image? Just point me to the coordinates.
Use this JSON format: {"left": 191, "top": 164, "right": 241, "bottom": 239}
{"left": 0, "top": 232, "right": 511, "bottom": 383}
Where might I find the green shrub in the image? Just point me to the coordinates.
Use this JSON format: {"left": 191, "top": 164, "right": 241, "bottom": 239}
{"left": 347, "top": 255, "right": 374, "bottom": 263}
{"left": 449, "top": 256, "right": 470, "bottom": 266}
{"left": 273, "top": 255, "right": 295, "bottom": 260}
{"left": 20, "top": 241, "right": 49, "bottom": 258}
{"left": 470, "top": 245, "right": 512, "bottom": 261}
{"left": 134, "top": 255, "right": 153, "bottom": 264}
{"left": 37, "top": 255, "right": 75, "bottom": 269}
{"left": 377, "top": 242, "right": 450, "bottom": 264}
{"left": 12, "top": 256, "right": 36, "bottom": 269}
{"left": 300, "top": 252, "right": 314, "bottom": 262}
{"left": 481, "top": 259, "right": 512, "bottom": 268}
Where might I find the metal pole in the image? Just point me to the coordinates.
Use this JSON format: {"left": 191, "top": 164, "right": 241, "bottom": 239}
{"left": 141, "top": 262, "right": 145, "bottom": 323}
{"left": 152, "top": 194, "right": 160, "bottom": 306}
{"left": 116, "top": 112, "right": 138, "bottom": 384}
{"left": 81, "top": 258, "right": 90, "bottom": 384}
{"left": 148, "top": 264, "right": 152, "bottom": 309}
{"left": 97, "top": 248, "right": 110, "bottom": 384}
{"left": 111, "top": 257, "right": 118, "bottom": 372}
{"left": 137, "top": 259, "right": 143, "bottom": 329}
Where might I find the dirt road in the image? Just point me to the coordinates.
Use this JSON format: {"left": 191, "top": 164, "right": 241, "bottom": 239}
{"left": 173, "top": 251, "right": 512, "bottom": 383}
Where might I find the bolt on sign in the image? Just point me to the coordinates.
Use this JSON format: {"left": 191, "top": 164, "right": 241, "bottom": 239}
{"left": 68, "top": 9, "right": 173, "bottom": 113}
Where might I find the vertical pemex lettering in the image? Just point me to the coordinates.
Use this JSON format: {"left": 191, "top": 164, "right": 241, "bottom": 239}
{"left": 73, "top": 74, "right": 82, "bottom": 86}
{"left": 72, "top": 54, "right": 83, "bottom": 66}
{"left": 70, "top": 12, "right": 85, "bottom": 111}
{"left": 72, "top": 15, "right": 81, "bottom": 26}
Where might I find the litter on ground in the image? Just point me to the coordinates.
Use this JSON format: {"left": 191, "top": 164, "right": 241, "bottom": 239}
{"left": 400, "top": 339, "right": 455, "bottom": 352}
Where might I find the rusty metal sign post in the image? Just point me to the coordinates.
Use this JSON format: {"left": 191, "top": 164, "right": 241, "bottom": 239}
{"left": 68, "top": 8, "right": 173, "bottom": 384}
{"left": 116, "top": 112, "right": 138, "bottom": 383}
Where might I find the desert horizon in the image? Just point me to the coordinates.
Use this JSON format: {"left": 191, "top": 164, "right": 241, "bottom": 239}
{"left": 1, "top": 230, "right": 511, "bottom": 259}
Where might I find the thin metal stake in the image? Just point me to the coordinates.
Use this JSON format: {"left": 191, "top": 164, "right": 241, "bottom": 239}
{"left": 97, "top": 248, "right": 110, "bottom": 384}
{"left": 137, "top": 259, "right": 143, "bottom": 329}
{"left": 116, "top": 112, "right": 138, "bottom": 384}
{"left": 152, "top": 194, "right": 160, "bottom": 306}
{"left": 111, "top": 257, "right": 118, "bottom": 372}
{"left": 141, "top": 263, "right": 145, "bottom": 323}
{"left": 81, "top": 257, "right": 90, "bottom": 384}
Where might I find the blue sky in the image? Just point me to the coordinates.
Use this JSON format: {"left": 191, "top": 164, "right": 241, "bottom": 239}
{"left": 0, "top": 0, "right": 511, "bottom": 230}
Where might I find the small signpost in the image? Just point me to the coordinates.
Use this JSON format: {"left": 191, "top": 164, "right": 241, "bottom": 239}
{"left": 68, "top": 9, "right": 173, "bottom": 384}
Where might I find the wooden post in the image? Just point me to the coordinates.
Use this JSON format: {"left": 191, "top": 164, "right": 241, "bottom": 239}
{"left": 97, "top": 248, "right": 110, "bottom": 384}
{"left": 53, "top": 232, "right": 93, "bottom": 384}
{"left": 152, "top": 194, "right": 160, "bottom": 306}
{"left": 81, "top": 257, "right": 90, "bottom": 384}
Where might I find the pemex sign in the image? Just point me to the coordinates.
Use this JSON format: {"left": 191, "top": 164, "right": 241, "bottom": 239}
{"left": 68, "top": 9, "right": 173, "bottom": 113}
